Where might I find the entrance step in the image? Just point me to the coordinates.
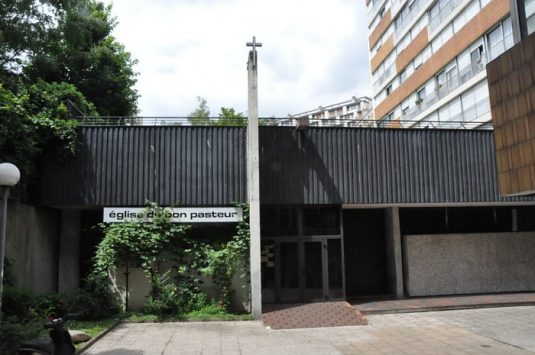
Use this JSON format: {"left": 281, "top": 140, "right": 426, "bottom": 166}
{"left": 262, "top": 301, "right": 368, "bottom": 330}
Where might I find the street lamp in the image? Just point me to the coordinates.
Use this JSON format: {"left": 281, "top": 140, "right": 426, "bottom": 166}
{"left": 0, "top": 163, "right": 20, "bottom": 323}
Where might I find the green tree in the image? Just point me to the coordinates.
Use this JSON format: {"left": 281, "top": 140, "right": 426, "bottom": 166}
{"left": 25, "top": 0, "right": 139, "bottom": 116}
{"left": 0, "top": 0, "right": 69, "bottom": 88}
{"left": 215, "top": 107, "right": 247, "bottom": 127}
{"left": 188, "top": 96, "right": 211, "bottom": 125}
{"left": 0, "top": 82, "right": 95, "bottom": 200}
{"left": 0, "top": 0, "right": 138, "bottom": 199}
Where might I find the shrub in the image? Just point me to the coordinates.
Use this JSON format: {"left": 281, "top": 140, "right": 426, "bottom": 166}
{"left": 0, "top": 316, "right": 43, "bottom": 355}
{"left": 65, "top": 274, "right": 121, "bottom": 320}
{"left": 1, "top": 287, "right": 37, "bottom": 322}
{"left": 142, "top": 272, "right": 207, "bottom": 318}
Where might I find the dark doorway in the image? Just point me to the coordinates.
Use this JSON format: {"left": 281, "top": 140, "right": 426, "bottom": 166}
{"left": 343, "top": 209, "right": 388, "bottom": 296}
{"left": 261, "top": 236, "right": 344, "bottom": 303}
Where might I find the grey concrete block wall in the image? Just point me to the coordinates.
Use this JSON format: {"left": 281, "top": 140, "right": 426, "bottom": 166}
{"left": 403, "top": 232, "right": 535, "bottom": 296}
{"left": 5, "top": 201, "right": 60, "bottom": 293}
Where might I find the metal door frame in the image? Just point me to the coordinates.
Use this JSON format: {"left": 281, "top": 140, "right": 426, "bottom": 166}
{"left": 263, "top": 234, "right": 346, "bottom": 302}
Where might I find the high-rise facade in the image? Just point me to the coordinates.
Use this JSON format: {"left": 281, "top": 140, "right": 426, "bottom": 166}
{"left": 366, "top": 0, "right": 515, "bottom": 128}
{"left": 287, "top": 96, "right": 374, "bottom": 127}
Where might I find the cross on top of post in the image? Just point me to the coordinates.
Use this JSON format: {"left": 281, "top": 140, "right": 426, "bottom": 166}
{"left": 246, "top": 36, "right": 262, "bottom": 67}
{"left": 246, "top": 36, "right": 262, "bottom": 51}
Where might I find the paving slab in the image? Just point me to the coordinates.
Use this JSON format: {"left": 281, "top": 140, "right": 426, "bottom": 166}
{"left": 351, "top": 292, "right": 535, "bottom": 314}
{"left": 82, "top": 306, "right": 535, "bottom": 354}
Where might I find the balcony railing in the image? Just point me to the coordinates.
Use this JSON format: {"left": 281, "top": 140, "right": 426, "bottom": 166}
{"left": 394, "top": 0, "right": 427, "bottom": 39}
{"left": 428, "top": 0, "right": 463, "bottom": 33}
{"left": 402, "top": 59, "right": 485, "bottom": 120}
{"left": 373, "top": 64, "right": 395, "bottom": 91}
{"left": 368, "top": 0, "right": 388, "bottom": 21}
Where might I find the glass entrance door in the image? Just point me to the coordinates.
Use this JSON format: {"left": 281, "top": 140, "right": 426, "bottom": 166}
{"left": 261, "top": 236, "right": 345, "bottom": 303}
{"left": 303, "top": 241, "right": 324, "bottom": 301}
{"left": 279, "top": 241, "right": 300, "bottom": 302}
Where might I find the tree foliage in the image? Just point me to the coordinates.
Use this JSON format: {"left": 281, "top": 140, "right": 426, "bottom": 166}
{"left": 0, "top": 82, "right": 96, "bottom": 199}
{"left": 0, "top": 0, "right": 69, "bottom": 88}
{"left": 25, "top": 0, "right": 139, "bottom": 116}
{"left": 188, "top": 96, "right": 211, "bottom": 126}
{"left": 187, "top": 97, "right": 247, "bottom": 127}
{"left": 0, "top": 0, "right": 138, "bottom": 200}
{"left": 216, "top": 107, "right": 246, "bottom": 127}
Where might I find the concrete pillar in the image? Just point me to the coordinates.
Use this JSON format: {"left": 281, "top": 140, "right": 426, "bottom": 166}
{"left": 385, "top": 207, "right": 404, "bottom": 298}
{"left": 247, "top": 44, "right": 262, "bottom": 319}
{"left": 58, "top": 210, "right": 81, "bottom": 293}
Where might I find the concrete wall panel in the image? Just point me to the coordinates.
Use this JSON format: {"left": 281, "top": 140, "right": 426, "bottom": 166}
{"left": 403, "top": 232, "right": 535, "bottom": 296}
{"left": 5, "top": 202, "right": 60, "bottom": 293}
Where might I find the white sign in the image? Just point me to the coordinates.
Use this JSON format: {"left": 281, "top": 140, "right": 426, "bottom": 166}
{"left": 103, "top": 207, "right": 243, "bottom": 223}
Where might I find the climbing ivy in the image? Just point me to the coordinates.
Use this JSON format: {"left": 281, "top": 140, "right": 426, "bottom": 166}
{"left": 201, "top": 204, "right": 250, "bottom": 310}
{"left": 92, "top": 202, "right": 250, "bottom": 315}
{"left": 94, "top": 203, "right": 191, "bottom": 292}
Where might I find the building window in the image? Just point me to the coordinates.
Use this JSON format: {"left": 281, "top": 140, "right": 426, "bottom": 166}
{"left": 520, "top": 0, "right": 535, "bottom": 37}
{"left": 386, "top": 84, "right": 392, "bottom": 95}
{"left": 486, "top": 19, "right": 513, "bottom": 61}
{"left": 416, "top": 87, "right": 426, "bottom": 103}
{"left": 470, "top": 45, "right": 483, "bottom": 63}
{"left": 435, "top": 70, "right": 446, "bottom": 87}
{"left": 399, "top": 69, "right": 407, "bottom": 83}
{"left": 379, "top": 112, "right": 395, "bottom": 127}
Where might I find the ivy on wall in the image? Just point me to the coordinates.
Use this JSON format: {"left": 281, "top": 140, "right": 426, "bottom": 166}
{"left": 92, "top": 202, "right": 250, "bottom": 315}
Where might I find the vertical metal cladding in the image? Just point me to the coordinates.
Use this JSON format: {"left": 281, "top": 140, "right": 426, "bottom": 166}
{"left": 40, "top": 126, "right": 533, "bottom": 207}
{"left": 39, "top": 126, "right": 247, "bottom": 207}
{"left": 259, "top": 127, "right": 532, "bottom": 205}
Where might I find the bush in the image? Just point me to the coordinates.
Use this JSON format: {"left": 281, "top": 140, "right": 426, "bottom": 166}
{"left": 65, "top": 274, "right": 121, "bottom": 320}
{"left": 0, "top": 288, "right": 57, "bottom": 355}
{"left": 142, "top": 272, "right": 207, "bottom": 318}
{"left": 1, "top": 287, "right": 37, "bottom": 322}
{"left": 0, "top": 316, "right": 43, "bottom": 355}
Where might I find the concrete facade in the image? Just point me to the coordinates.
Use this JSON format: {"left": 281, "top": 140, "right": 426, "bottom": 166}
{"left": 385, "top": 207, "right": 404, "bottom": 298}
{"left": 5, "top": 201, "right": 60, "bottom": 293}
{"left": 58, "top": 210, "right": 81, "bottom": 293}
{"left": 403, "top": 232, "right": 535, "bottom": 296}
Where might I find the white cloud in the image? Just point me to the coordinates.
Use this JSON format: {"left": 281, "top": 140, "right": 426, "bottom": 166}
{"left": 103, "top": 0, "right": 371, "bottom": 117}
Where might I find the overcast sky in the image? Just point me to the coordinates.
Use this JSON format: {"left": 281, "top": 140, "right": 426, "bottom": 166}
{"left": 102, "top": 0, "right": 372, "bottom": 117}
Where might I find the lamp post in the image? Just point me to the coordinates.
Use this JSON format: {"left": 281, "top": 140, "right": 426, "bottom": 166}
{"left": 0, "top": 163, "right": 20, "bottom": 323}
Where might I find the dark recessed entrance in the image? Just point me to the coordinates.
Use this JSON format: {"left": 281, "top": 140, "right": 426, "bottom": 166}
{"left": 261, "top": 206, "right": 345, "bottom": 303}
{"left": 343, "top": 209, "right": 388, "bottom": 297}
{"left": 261, "top": 236, "right": 344, "bottom": 303}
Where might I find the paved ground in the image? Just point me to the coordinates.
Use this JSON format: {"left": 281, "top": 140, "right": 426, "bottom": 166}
{"left": 351, "top": 293, "right": 535, "bottom": 314}
{"left": 83, "top": 306, "right": 535, "bottom": 355}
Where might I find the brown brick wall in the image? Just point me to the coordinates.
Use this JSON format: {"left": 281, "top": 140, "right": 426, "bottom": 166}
{"left": 374, "top": 0, "right": 510, "bottom": 120}
{"left": 488, "top": 32, "right": 535, "bottom": 195}
{"left": 371, "top": 35, "right": 394, "bottom": 73}
{"left": 369, "top": 9, "right": 392, "bottom": 49}
{"left": 396, "top": 29, "right": 429, "bottom": 72}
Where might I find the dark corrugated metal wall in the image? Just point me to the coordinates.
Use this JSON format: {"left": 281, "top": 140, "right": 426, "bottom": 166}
{"left": 40, "top": 126, "right": 533, "bottom": 207}
{"left": 259, "top": 127, "right": 530, "bottom": 205}
{"left": 40, "top": 126, "right": 247, "bottom": 207}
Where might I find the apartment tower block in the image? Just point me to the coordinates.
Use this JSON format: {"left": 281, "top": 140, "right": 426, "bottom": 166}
{"left": 366, "top": 0, "right": 515, "bottom": 128}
